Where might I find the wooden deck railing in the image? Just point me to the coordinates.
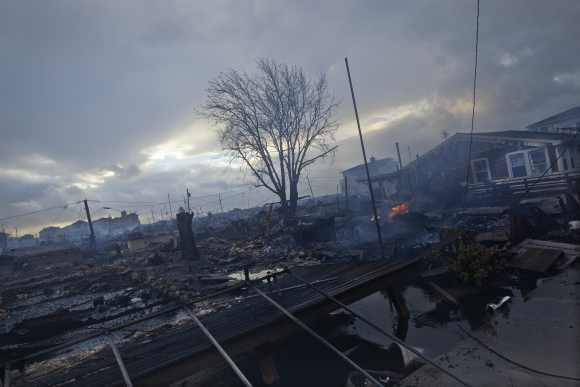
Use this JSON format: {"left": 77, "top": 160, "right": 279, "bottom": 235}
{"left": 468, "top": 171, "right": 580, "bottom": 200}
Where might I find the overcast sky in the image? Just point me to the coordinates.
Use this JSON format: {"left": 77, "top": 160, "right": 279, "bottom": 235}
{"left": 1, "top": 0, "right": 579, "bottom": 234}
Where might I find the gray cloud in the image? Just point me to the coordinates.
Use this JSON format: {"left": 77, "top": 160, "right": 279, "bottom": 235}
{"left": 1, "top": 0, "right": 579, "bottom": 232}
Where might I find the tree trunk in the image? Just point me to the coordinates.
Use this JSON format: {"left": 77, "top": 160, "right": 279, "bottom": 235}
{"left": 288, "top": 180, "right": 299, "bottom": 223}
{"left": 176, "top": 212, "right": 202, "bottom": 262}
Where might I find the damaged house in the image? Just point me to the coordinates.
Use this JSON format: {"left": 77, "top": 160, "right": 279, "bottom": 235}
{"left": 397, "top": 106, "right": 580, "bottom": 209}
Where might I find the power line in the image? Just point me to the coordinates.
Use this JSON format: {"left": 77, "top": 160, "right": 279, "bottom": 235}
{"left": 456, "top": 324, "right": 580, "bottom": 382}
{"left": 0, "top": 201, "right": 82, "bottom": 223}
{"left": 464, "top": 0, "right": 480, "bottom": 193}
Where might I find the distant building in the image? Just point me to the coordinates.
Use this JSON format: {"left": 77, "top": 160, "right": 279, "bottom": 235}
{"left": 341, "top": 156, "right": 399, "bottom": 199}
{"left": 18, "top": 234, "right": 37, "bottom": 249}
{"left": 39, "top": 226, "right": 65, "bottom": 244}
{"left": 93, "top": 212, "right": 140, "bottom": 237}
{"left": 61, "top": 220, "right": 90, "bottom": 243}
{"left": 127, "top": 231, "right": 147, "bottom": 251}
{"left": 395, "top": 106, "right": 580, "bottom": 208}
{"left": 0, "top": 232, "right": 7, "bottom": 252}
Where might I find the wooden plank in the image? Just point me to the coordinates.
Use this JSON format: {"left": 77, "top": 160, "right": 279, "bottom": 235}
{"left": 508, "top": 247, "right": 563, "bottom": 273}
{"left": 17, "top": 259, "right": 422, "bottom": 387}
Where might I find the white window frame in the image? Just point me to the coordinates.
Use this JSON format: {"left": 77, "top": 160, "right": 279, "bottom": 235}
{"left": 505, "top": 147, "right": 550, "bottom": 178}
{"left": 471, "top": 158, "right": 492, "bottom": 183}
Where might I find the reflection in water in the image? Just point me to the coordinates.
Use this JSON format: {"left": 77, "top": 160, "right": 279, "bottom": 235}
{"left": 382, "top": 287, "right": 409, "bottom": 341}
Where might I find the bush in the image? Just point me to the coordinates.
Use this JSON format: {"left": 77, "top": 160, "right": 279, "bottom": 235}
{"left": 448, "top": 240, "right": 506, "bottom": 286}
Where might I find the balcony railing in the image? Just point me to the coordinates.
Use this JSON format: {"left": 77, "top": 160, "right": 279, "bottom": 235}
{"left": 468, "top": 171, "right": 580, "bottom": 200}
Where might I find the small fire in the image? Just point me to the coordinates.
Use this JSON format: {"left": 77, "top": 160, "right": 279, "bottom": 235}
{"left": 388, "top": 202, "right": 409, "bottom": 220}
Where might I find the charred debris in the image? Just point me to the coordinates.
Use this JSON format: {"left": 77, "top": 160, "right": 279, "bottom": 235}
{"left": 1, "top": 110, "right": 580, "bottom": 387}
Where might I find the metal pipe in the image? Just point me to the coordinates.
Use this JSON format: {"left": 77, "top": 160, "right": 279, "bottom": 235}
{"left": 286, "top": 270, "right": 473, "bottom": 387}
{"left": 250, "top": 284, "right": 383, "bottom": 387}
{"left": 183, "top": 308, "right": 254, "bottom": 387}
{"left": 345, "top": 57, "right": 385, "bottom": 260}
{"left": 107, "top": 336, "right": 134, "bottom": 387}
{"left": 3, "top": 363, "right": 10, "bottom": 387}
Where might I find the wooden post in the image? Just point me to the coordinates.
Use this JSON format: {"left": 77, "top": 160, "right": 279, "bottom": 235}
{"left": 176, "top": 211, "right": 201, "bottom": 262}
{"left": 83, "top": 199, "right": 96, "bottom": 250}
{"left": 256, "top": 345, "right": 279, "bottom": 385}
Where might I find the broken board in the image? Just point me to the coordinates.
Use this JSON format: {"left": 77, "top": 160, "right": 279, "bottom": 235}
{"left": 510, "top": 239, "right": 580, "bottom": 272}
{"left": 509, "top": 247, "right": 563, "bottom": 273}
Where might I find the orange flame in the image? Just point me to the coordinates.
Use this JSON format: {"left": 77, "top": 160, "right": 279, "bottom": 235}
{"left": 388, "top": 202, "right": 409, "bottom": 220}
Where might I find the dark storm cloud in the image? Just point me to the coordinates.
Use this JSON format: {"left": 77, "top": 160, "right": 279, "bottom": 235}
{"left": 1, "top": 0, "right": 579, "bottom": 231}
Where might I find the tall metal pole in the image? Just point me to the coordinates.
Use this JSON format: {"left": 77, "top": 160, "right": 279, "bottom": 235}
{"left": 183, "top": 308, "right": 254, "bottom": 387}
{"left": 83, "top": 199, "right": 96, "bottom": 249}
{"left": 218, "top": 193, "right": 224, "bottom": 213}
{"left": 4, "top": 363, "right": 10, "bottom": 387}
{"left": 107, "top": 336, "right": 134, "bottom": 387}
{"left": 345, "top": 57, "right": 385, "bottom": 259}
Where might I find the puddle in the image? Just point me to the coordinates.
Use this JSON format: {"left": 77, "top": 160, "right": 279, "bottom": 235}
{"left": 228, "top": 267, "right": 285, "bottom": 281}
{"left": 345, "top": 285, "right": 465, "bottom": 358}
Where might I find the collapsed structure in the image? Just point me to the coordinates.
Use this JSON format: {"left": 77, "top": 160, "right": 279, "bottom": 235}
{"left": 1, "top": 106, "right": 579, "bottom": 387}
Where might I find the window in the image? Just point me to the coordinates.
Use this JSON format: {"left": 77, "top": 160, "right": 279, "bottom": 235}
{"left": 508, "top": 152, "right": 527, "bottom": 177}
{"left": 528, "top": 148, "right": 548, "bottom": 176}
{"left": 471, "top": 158, "right": 491, "bottom": 183}
{"left": 506, "top": 147, "right": 551, "bottom": 178}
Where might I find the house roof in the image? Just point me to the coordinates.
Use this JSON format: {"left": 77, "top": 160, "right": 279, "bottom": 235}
{"left": 526, "top": 106, "right": 580, "bottom": 130}
{"left": 398, "top": 129, "right": 579, "bottom": 173}
{"left": 341, "top": 157, "right": 398, "bottom": 176}
{"left": 466, "top": 130, "right": 579, "bottom": 143}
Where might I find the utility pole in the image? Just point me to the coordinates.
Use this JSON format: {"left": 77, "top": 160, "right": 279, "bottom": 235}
{"left": 168, "top": 193, "right": 174, "bottom": 219}
{"left": 344, "top": 175, "right": 349, "bottom": 210}
{"left": 396, "top": 142, "right": 405, "bottom": 195}
{"left": 345, "top": 57, "right": 385, "bottom": 259}
{"left": 395, "top": 142, "right": 403, "bottom": 170}
{"left": 83, "top": 199, "right": 96, "bottom": 250}
{"left": 306, "top": 174, "right": 315, "bottom": 198}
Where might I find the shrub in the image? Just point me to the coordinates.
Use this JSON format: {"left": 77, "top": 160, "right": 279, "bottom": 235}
{"left": 448, "top": 240, "right": 506, "bottom": 286}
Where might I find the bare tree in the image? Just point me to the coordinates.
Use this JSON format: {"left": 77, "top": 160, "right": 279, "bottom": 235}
{"left": 204, "top": 59, "right": 338, "bottom": 221}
